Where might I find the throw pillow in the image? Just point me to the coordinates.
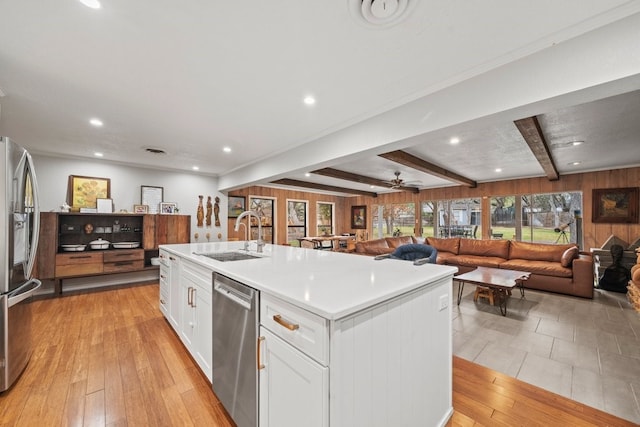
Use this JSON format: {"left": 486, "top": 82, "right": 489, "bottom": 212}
{"left": 561, "top": 246, "right": 579, "bottom": 267}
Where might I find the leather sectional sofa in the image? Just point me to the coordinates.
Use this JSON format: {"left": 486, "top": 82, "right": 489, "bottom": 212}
{"left": 355, "top": 236, "right": 594, "bottom": 298}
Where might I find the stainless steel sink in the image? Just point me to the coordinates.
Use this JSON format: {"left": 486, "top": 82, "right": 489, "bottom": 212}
{"left": 195, "top": 251, "right": 264, "bottom": 262}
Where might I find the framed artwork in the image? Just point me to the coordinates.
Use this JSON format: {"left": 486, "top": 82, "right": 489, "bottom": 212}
{"left": 160, "top": 202, "right": 178, "bottom": 214}
{"left": 133, "top": 204, "right": 149, "bottom": 213}
{"left": 228, "top": 196, "right": 245, "bottom": 218}
{"left": 351, "top": 205, "right": 367, "bottom": 229}
{"left": 68, "top": 175, "right": 110, "bottom": 209}
{"left": 96, "top": 198, "right": 113, "bottom": 213}
{"left": 141, "top": 185, "right": 163, "bottom": 214}
{"left": 592, "top": 187, "right": 639, "bottom": 223}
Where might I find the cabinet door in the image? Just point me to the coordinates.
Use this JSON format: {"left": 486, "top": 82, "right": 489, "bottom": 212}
{"left": 180, "top": 280, "right": 196, "bottom": 351}
{"left": 35, "top": 212, "right": 58, "bottom": 279}
{"left": 259, "top": 327, "right": 328, "bottom": 427}
{"left": 192, "top": 283, "right": 212, "bottom": 381}
{"left": 167, "top": 254, "right": 181, "bottom": 329}
{"left": 156, "top": 214, "right": 191, "bottom": 246}
{"left": 159, "top": 264, "right": 169, "bottom": 318}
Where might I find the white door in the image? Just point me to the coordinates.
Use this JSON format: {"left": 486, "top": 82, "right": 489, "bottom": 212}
{"left": 193, "top": 283, "right": 212, "bottom": 382}
{"left": 179, "top": 280, "right": 195, "bottom": 351}
{"left": 259, "top": 327, "right": 328, "bottom": 427}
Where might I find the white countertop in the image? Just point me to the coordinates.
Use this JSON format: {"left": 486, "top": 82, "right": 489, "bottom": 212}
{"left": 161, "top": 242, "right": 458, "bottom": 320}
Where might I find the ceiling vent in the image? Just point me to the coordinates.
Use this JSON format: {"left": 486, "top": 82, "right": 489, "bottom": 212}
{"left": 145, "top": 147, "right": 167, "bottom": 155}
{"left": 349, "top": 0, "right": 416, "bottom": 29}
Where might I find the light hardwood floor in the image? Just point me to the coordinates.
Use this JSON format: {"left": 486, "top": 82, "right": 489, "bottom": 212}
{"left": 0, "top": 283, "right": 634, "bottom": 426}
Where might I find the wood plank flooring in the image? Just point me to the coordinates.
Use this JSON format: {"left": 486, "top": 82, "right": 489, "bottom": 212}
{"left": 0, "top": 283, "right": 634, "bottom": 426}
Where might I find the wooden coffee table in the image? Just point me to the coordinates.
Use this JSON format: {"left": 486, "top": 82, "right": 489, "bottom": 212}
{"left": 455, "top": 267, "right": 531, "bottom": 316}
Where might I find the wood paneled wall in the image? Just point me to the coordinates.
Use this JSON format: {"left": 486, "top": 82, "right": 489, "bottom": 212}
{"left": 226, "top": 186, "right": 349, "bottom": 245}
{"left": 230, "top": 167, "right": 639, "bottom": 249}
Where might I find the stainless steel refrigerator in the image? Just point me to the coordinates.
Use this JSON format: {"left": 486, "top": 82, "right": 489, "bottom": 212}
{"left": 0, "top": 137, "right": 41, "bottom": 392}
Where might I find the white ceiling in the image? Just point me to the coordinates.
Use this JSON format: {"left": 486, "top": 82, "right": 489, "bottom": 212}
{"left": 1, "top": 1, "right": 640, "bottom": 196}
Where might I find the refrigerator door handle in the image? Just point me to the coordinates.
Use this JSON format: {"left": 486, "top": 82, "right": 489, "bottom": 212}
{"left": 7, "top": 279, "right": 42, "bottom": 308}
{"left": 24, "top": 151, "right": 40, "bottom": 279}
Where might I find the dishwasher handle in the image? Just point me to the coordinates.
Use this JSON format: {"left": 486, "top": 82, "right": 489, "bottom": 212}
{"left": 214, "top": 282, "right": 253, "bottom": 310}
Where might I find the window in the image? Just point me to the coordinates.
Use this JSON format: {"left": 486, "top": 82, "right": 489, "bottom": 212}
{"left": 421, "top": 201, "right": 435, "bottom": 237}
{"left": 286, "top": 199, "right": 308, "bottom": 244}
{"left": 316, "top": 202, "right": 334, "bottom": 236}
{"left": 436, "top": 198, "right": 481, "bottom": 239}
{"left": 491, "top": 192, "right": 582, "bottom": 243}
{"left": 248, "top": 196, "right": 275, "bottom": 243}
{"left": 372, "top": 203, "right": 415, "bottom": 238}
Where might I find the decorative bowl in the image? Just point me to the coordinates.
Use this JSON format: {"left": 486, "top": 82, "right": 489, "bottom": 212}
{"left": 89, "top": 238, "right": 110, "bottom": 250}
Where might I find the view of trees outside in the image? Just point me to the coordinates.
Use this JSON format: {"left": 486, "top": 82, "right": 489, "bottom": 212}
{"left": 372, "top": 203, "right": 416, "bottom": 238}
{"left": 316, "top": 202, "right": 334, "bottom": 236}
{"left": 421, "top": 202, "right": 435, "bottom": 237}
{"left": 249, "top": 196, "right": 275, "bottom": 243}
{"left": 491, "top": 192, "right": 582, "bottom": 243}
{"left": 286, "top": 200, "right": 307, "bottom": 244}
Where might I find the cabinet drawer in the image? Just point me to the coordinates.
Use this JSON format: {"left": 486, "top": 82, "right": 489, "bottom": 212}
{"left": 261, "top": 294, "right": 329, "bottom": 365}
{"left": 181, "top": 259, "right": 212, "bottom": 292}
{"left": 56, "top": 262, "right": 103, "bottom": 277}
{"left": 103, "top": 260, "right": 144, "bottom": 273}
{"left": 56, "top": 252, "right": 103, "bottom": 265}
{"left": 103, "top": 249, "right": 144, "bottom": 262}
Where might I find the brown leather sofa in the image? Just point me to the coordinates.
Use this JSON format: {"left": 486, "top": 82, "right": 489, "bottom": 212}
{"left": 426, "top": 237, "right": 594, "bottom": 298}
{"left": 355, "top": 236, "right": 594, "bottom": 298}
{"left": 355, "top": 236, "right": 418, "bottom": 255}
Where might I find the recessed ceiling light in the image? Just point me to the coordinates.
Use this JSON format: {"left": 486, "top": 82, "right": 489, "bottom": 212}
{"left": 572, "top": 141, "right": 583, "bottom": 146}
{"left": 305, "top": 173, "right": 311, "bottom": 177}
{"left": 569, "top": 161, "right": 582, "bottom": 166}
{"left": 79, "top": 0, "right": 101, "bottom": 9}
{"left": 495, "top": 168, "right": 502, "bottom": 173}
{"left": 94, "top": 152, "right": 103, "bottom": 157}
{"left": 192, "top": 166, "right": 200, "bottom": 171}
{"left": 89, "top": 118, "right": 103, "bottom": 127}
{"left": 303, "top": 96, "right": 316, "bottom": 106}
{"left": 223, "top": 146, "right": 232, "bottom": 153}
{"left": 450, "top": 137, "right": 460, "bottom": 144}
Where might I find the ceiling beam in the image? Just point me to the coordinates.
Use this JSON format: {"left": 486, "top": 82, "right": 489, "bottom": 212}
{"left": 311, "top": 167, "right": 420, "bottom": 193}
{"left": 270, "top": 178, "right": 378, "bottom": 197}
{"left": 378, "top": 150, "right": 477, "bottom": 188}
{"left": 514, "top": 116, "right": 559, "bottom": 181}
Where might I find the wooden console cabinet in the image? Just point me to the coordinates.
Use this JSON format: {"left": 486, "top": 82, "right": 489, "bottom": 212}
{"left": 35, "top": 212, "right": 191, "bottom": 292}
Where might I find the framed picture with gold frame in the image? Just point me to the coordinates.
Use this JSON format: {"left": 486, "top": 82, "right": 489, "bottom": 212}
{"left": 68, "top": 175, "right": 111, "bottom": 209}
{"left": 351, "top": 205, "right": 367, "bottom": 229}
{"left": 133, "top": 204, "right": 149, "bottom": 213}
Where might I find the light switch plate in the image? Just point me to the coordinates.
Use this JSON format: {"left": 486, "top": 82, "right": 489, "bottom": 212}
{"left": 438, "top": 294, "right": 448, "bottom": 311}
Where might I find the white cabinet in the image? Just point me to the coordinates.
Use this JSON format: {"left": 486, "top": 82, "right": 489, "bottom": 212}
{"left": 179, "top": 259, "right": 213, "bottom": 382}
{"left": 259, "top": 327, "right": 328, "bottom": 427}
{"left": 159, "top": 249, "right": 181, "bottom": 329}
{"left": 260, "top": 279, "right": 452, "bottom": 427}
{"left": 259, "top": 294, "right": 329, "bottom": 427}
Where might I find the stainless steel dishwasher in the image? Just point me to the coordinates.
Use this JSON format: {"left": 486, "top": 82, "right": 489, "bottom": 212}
{"left": 212, "top": 272, "right": 259, "bottom": 427}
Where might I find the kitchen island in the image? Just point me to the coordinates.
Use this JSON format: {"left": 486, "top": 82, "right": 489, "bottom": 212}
{"left": 160, "top": 241, "right": 457, "bottom": 427}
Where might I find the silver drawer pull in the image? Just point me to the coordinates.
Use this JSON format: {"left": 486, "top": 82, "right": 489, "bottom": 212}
{"left": 273, "top": 314, "right": 299, "bottom": 331}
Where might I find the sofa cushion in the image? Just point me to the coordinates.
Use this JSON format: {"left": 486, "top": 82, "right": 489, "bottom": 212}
{"left": 448, "top": 254, "right": 506, "bottom": 268}
{"left": 459, "top": 238, "right": 510, "bottom": 258}
{"left": 385, "top": 236, "right": 415, "bottom": 248}
{"left": 509, "top": 241, "right": 573, "bottom": 262}
{"left": 355, "top": 238, "right": 391, "bottom": 255}
{"left": 435, "top": 251, "right": 457, "bottom": 265}
{"left": 560, "top": 246, "right": 579, "bottom": 267}
{"left": 426, "top": 237, "right": 460, "bottom": 255}
{"left": 500, "top": 259, "right": 573, "bottom": 278}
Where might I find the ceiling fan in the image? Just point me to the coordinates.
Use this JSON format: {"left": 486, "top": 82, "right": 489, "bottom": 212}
{"left": 386, "top": 171, "right": 419, "bottom": 189}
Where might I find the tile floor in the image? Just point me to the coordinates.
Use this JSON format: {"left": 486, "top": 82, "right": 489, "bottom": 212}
{"left": 452, "top": 283, "right": 640, "bottom": 424}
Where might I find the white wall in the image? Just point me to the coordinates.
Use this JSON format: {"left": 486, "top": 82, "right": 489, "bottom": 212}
{"left": 32, "top": 154, "right": 229, "bottom": 242}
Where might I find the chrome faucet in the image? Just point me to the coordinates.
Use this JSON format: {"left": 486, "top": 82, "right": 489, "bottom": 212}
{"left": 234, "top": 210, "right": 265, "bottom": 253}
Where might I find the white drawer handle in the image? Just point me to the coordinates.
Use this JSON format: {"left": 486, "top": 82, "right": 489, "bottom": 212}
{"left": 273, "top": 314, "right": 299, "bottom": 331}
